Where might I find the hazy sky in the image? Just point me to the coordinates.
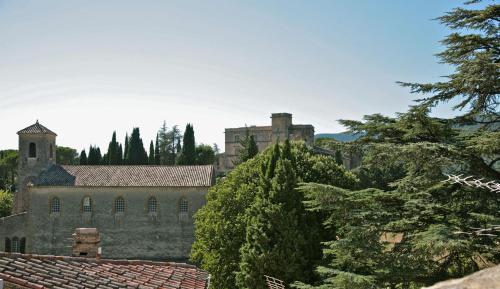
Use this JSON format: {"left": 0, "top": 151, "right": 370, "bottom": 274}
{"left": 0, "top": 1, "right": 464, "bottom": 151}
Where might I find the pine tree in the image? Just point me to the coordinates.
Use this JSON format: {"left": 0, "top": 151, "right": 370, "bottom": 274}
{"left": 398, "top": 1, "right": 499, "bottom": 125}
{"left": 154, "top": 134, "right": 160, "bottom": 165}
{"left": 149, "top": 140, "right": 155, "bottom": 165}
{"left": 177, "top": 124, "right": 196, "bottom": 165}
{"left": 79, "top": 150, "right": 88, "bottom": 165}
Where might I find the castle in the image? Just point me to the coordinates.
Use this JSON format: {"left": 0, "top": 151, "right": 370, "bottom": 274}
{"left": 1, "top": 121, "right": 214, "bottom": 260}
{"left": 219, "top": 113, "right": 315, "bottom": 171}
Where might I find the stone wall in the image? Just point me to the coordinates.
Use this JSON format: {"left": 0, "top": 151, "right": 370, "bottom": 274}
{"left": 0, "top": 213, "right": 28, "bottom": 252}
{"left": 17, "top": 186, "right": 208, "bottom": 261}
{"left": 15, "top": 133, "right": 56, "bottom": 214}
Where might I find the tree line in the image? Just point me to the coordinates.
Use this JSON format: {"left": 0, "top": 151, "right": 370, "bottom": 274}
{"left": 78, "top": 122, "right": 217, "bottom": 166}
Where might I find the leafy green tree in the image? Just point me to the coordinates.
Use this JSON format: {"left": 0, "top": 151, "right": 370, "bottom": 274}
{"left": 126, "top": 128, "right": 148, "bottom": 165}
{"left": 56, "top": 146, "right": 79, "bottom": 165}
{"left": 0, "top": 150, "right": 18, "bottom": 191}
{"left": 79, "top": 150, "right": 88, "bottom": 165}
{"left": 178, "top": 124, "right": 196, "bottom": 165}
{"left": 195, "top": 144, "right": 215, "bottom": 165}
{"left": 191, "top": 142, "right": 357, "bottom": 289}
{"left": 149, "top": 140, "right": 155, "bottom": 165}
{"left": 0, "top": 190, "right": 13, "bottom": 218}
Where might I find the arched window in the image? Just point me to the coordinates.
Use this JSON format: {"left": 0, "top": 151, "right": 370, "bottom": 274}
{"left": 20, "top": 238, "right": 26, "bottom": 254}
{"left": 115, "top": 197, "right": 125, "bottom": 213}
{"left": 50, "top": 197, "right": 60, "bottom": 214}
{"left": 12, "top": 237, "right": 19, "bottom": 253}
{"left": 29, "top": 142, "right": 36, "bottom": 158}
{"left": 5, "top": 238, "right": 11, "bottom": 252}
{"left": 179, "top": 198, "right": 188, "bottom": 214}
{"left": 50, "top": 143, "right": 54, "bottom": 158}
{"left": 147, "top": 197, "right": 157, "bottom": 213}
{"left": 82, "top": 197, "right": 92, "bottom": 213}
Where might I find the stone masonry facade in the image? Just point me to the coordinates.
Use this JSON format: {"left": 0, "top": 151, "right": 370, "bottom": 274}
{"left": 0, "top": 122, "right": 214, "bottom": 261}
{"left": 220, "top": 113, "right": 314, "bottom": 171}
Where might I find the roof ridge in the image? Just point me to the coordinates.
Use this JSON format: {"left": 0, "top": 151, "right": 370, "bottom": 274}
{"left": 17, "top": 121, "right": 57, "bottom": 136}
{"left": 0, "top": 252, "right": 200, "bottom": 268}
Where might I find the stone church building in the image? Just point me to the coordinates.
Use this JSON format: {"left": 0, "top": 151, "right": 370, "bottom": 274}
{"left": 0, "top": 121, "right": 215, "bottom": 261}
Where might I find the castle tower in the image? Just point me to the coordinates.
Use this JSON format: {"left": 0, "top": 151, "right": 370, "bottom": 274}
{"left": 271, "top": 113, "right": 292, "bottom": 143}
{"left": 14, "top": 121, "right": 57, "bottom": 213}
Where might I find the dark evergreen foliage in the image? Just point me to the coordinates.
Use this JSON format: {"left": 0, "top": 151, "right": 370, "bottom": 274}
{"left": 123, "top": 134, "right": 129, "bottom": 165}
{"left": 87, "top": 146, "right": 102, "bottom": 165}
{"left": 154, "top": 134, "right": 160, "bottom": 165}
{"left": 106, "top": 131, "right": 120, "bottom": 165}
{"left": 237, "top": 128, "right": 260, "bottom": 164}
{"left": 191, "top": 142, "right": 358, "bottom": 289}
{"left": 149, "top": 140, "right": 155, "bottom": 165}
{"left": 178, "top": 124, "right": 196, "bottom": 165}
{"left": 195, "top": 144, "right": 215, "bottom": 165}
{"left": 126, "top": 128, "right": 148, "bottom": 165}
{"left": 79, "top": 150, "right": 88, "bottom": 165}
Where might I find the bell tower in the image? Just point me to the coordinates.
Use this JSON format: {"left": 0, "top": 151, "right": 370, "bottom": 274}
{"left": 15, "top": 121, "right": 57, "bottom": 213}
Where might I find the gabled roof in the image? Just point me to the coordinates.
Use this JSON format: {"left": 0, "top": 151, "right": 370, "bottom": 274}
{"left": 17, "top": 121, "right": 57, "bottom": 136}
{"left": 34, "top": 165, "right": 215, "bottom": 187}
{"left": 0, "top": 252, "right": 209, "bottom": 289}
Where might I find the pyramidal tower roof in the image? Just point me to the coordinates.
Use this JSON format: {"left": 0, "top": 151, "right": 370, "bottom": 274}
{"left": 17, "top": 120, "right": 57, "bottom": 136}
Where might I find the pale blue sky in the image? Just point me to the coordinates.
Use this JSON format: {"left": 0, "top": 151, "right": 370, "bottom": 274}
{"left": 0, "top": 1, "right": 466, "bottom": 151}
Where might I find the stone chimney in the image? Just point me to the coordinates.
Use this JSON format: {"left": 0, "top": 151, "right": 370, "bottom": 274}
{"left": 72, "top": 228, "right": 101, "bottom": 258}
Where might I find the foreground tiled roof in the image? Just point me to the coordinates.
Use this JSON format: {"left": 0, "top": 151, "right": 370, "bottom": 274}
{"left": 17, "top": 121, "right": 57, "bottom": 136}
{"left": 35, "top": 165, "right": 215, "bottom": 187}
{"left": 0, "top": 252, "right": 209, "bottom": 289}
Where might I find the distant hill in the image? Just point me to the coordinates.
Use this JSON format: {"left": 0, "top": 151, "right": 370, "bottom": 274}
{"left": 315, "top": 132, "right": 363, "bottom": 142}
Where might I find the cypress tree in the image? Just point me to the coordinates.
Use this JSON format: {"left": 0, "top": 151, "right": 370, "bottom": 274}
{"left": 124, "top": 134, "right": 129, "bottom": 164}
{"left": 107, "top": 131, "right": 119, "bottom": 165}
{"left": 154, "top": 134, "right": 160, "bottom": 165}
{"left": 117, "top": 144, "right": 123, "bottom": 165}
{"left": 87, "top": 146, "right": 102, "bottom": 165}
{"left": 335, "top": 150, "right": 343, "bottom": 166}
{"left": 238, "top": 128, "right": 260, "bottom": 164}
{"left": 149, "top": 140, "right": 155, "bottom": 165}
{"left": 127, "top": 128, "right": 148, "bottom": 165}
{"left": 79, "top": 150, "right": 88, "bottom": 165}
{"left": 96, "top": 147, "right": 102, "bottom": 164}
{"left": 178, "top": 124, "right": 196, "bottom": 165}
{"left": 237, "top": 153, "right": 308, "bottom": 288}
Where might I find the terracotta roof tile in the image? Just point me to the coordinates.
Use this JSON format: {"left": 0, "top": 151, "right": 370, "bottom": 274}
{"left": 35, "top": 165, "right": 215, "bottom": 187}
{"left": 0, "top": 253, "right": 209, "bottom": 289}
{"left": 17, "top": 121, "right": 57, "bottom": 136}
